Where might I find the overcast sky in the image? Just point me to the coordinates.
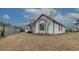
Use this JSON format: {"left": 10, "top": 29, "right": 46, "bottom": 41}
{"left": 0, "top": 8, "right": 79, "bottom": 27}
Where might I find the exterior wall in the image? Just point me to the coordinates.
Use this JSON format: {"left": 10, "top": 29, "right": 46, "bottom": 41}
{"left": 35, "top": 22, "right": 39, "bottom": 34}
{"left": 32, "top": 24, "right": 35, "bottom": 33}
{"left": 25, "top": 26, "right": 30, "bottom": 33}
{"left": 54, "top": 23, "right": 65, "bottom": 34}
{"left": 48, "top": 21, "right": 54, "bottom": 34}
{"left": 34, "top": 15, "right": 65, "bottom": 34}
{"left": 62, "top": 27, "right": 65, "bottom": 33}
{"left": 38, "top": 20, "right": 46, "bottom": 34}
{"left": 35, "top": 16, "right": 54, "bottom": 34}
{"left": 35, "top": 16, "right": 47, "bottom": 34}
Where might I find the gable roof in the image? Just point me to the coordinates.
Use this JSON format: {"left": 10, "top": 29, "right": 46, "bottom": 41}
{"left": 25, "top": 23, "right": 33, "bottom": 28}
{"left": 34, "top": 14, "right": 65, "bottom": 27}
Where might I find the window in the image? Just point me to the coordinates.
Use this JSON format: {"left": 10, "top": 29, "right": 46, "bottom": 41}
{"left": 26, "top": 27, "right": 28, "bottom": 29}
{"left": 39, "top": 23, "right": 45, "bottom": 31}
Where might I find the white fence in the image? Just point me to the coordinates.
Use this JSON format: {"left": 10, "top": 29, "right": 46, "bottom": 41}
{"left": 4, "top": 25, "right": 21, "bottom": 36}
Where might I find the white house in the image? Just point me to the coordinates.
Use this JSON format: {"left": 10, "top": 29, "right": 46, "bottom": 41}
{"left": 25, "top": 22, "right": 33, "bottom": 33}
{"left": 25, "top": 14, "right": 65, "bottom": 34}
{"left": 25, "top": 24, "right": 32, "bottom": 33}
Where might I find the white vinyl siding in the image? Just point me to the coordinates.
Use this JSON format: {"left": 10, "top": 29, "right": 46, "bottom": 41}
{"left": 34, "top": 15, "right": 65, "bottom": 34}
{"left": 48, "top": 21, "right": 54, "bottom": 34}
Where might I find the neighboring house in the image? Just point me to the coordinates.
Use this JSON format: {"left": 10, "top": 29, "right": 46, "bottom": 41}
{"left": 25, "top": 14, "right": 65, "bottom": 34}
{"left": 0, "top": 22, "right": 21, "bottom": 36}
{"left": 25, "top": 23, "right": 32, "bottom": 33}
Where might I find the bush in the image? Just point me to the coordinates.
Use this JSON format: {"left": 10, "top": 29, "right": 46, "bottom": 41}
{"left": 1, "top": 32, "right": 4, "bottom": 36}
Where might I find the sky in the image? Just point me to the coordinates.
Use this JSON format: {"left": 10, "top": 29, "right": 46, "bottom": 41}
{"left": 0, "top": 8, "right": 79, "bottom": 27}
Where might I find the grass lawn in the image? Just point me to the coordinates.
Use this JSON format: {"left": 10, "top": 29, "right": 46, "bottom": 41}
{"left": 0, "top": 32, "right": 79, "bottom": 51}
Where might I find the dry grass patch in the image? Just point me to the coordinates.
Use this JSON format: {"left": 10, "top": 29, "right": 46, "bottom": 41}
{"left": 0, "top": 32, "right": 79, "bottom": 51}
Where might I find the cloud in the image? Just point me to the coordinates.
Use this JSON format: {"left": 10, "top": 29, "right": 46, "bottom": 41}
{"left": 53, "top": 12, "right": 78, "bottom": 27}
{"left": 24, "top": 8, "right": 57, "bottom": 20}
{"left": 3, "top": 14, "right": 10, "bottom": 20}
{"left": 54, "top": 13, "right": 64, "bottom": 23}
{"left": 66, "top": 13, "right": 79, "bottom": 19}
{"left": 75, "top": 8, "right": 79, "bottom": 12}
{"left": 24, "top": 8, "right": 72, "bottom": 27}
{"left": 23, "top": 8, "right": 79, "bottom": 27}
{"left": 24, "top": 13, "right": 35, "bottom": 21}
{"left": 53, "top": 13, "right": 70, "bottom": 27}
{"left": 18, "top": 22, "right": 30, "bottom": 26}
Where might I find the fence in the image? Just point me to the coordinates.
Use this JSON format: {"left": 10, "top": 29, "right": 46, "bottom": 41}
{"left": 0, "top": 23, "right": 21, "bottom": 37}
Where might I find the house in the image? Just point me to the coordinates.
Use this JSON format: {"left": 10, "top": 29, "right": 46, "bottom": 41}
{"left": 25, "top": 24, "right": 32, "bottom": 33}
{"left": 25, "top": 14, "right": 65, "bottom": 34}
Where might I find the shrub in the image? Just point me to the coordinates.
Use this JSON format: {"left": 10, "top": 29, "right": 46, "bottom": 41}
{"left": 1, "top": 32, "right": 4, "bottom": 36}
